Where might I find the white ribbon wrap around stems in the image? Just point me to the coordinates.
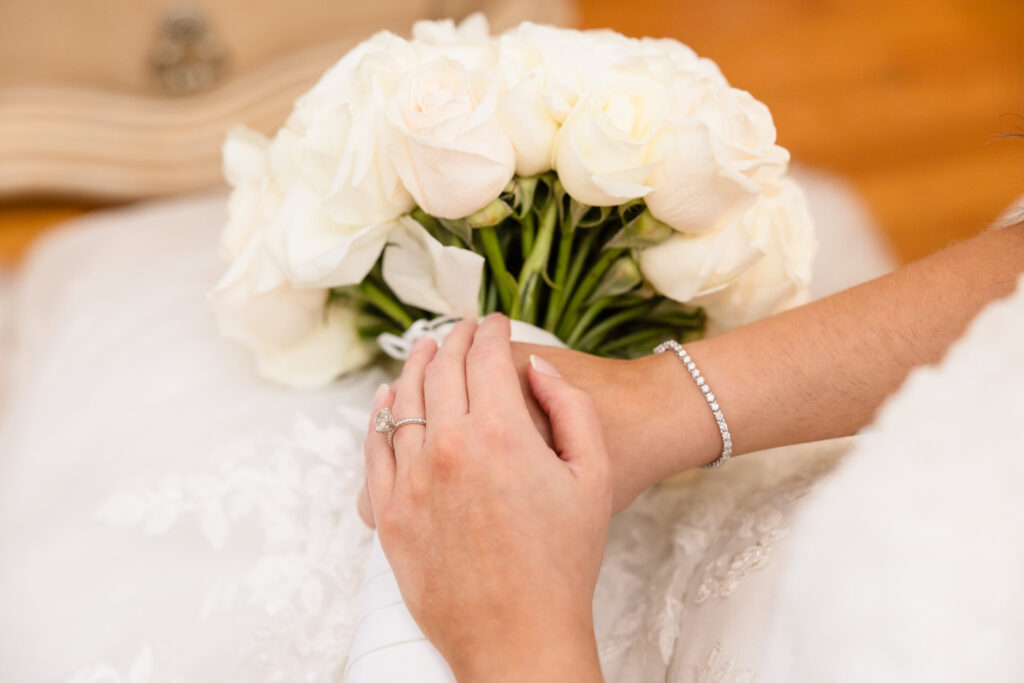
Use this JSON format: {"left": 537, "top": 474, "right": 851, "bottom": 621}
{"left": 346, "top": 318, "right": 566, "bottom": 681}
{"left": 377, "top": 315, "right": 566, "bottom": 361}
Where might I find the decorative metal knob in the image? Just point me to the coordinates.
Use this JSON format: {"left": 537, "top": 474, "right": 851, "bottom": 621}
{"left": 149, "top": 7, "right": 229, "bottom": 95}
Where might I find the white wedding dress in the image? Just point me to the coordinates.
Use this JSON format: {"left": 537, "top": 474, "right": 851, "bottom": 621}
{"left": 1, "top": 179, "right": 1022, "bottom": 682}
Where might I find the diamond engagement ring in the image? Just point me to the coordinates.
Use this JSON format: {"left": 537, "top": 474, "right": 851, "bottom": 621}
{"left": 374, "top": 407, "right": 427, "bottom": 449}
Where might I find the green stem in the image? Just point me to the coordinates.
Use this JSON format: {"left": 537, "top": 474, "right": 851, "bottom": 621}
{"left": 478, "top": 226, "right": 515, "bottom": 311}
{"left": 543, "top": 222, "right": 577, "bottom": 332}
{"left": 517, "top": 199, "right": 559, "bottom": 324}
{"left": 485, "top": 275, "right": 498, "bottom": 314}
{"left": 576, "top": 300, "right": 660, "bottom": 353}
{"left": 359, "top": 281, "right": 414, "bottom": 329}
{"left": 565, "top": 296, "right": 614, "bottom": 348}
{"left": 556, "top": 246, "right": 624, "bottom": 339}
{"left": 548, "top": 228, "right": 600, "bottom": 333}
{"left": 520, "top": 211, "right": 536, "bottom": 260}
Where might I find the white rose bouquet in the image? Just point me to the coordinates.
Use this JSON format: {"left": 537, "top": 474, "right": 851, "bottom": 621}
{"left": 211, "top": 15, "right": 815, "bottom": 681}
{"left": 211, "top": 15, "right": 815, "bottom": 389}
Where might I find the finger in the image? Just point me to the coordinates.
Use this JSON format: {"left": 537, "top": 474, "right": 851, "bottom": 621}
{"left": 466, "top": 313, "right": 531, "bottom": 419}
{"left": 424, "top": 319, "right": 477, "bottom": 426}
{"left": 527, "top": 354, "right": 608, "bottom": 473}
{"left": 391, "top": 335, "right": 437, "bottom": 459}
{"left": 365, "top": 383, "right": 396, "bottom": 515}
{"left": 357, "top": 480, "right": 375, "bottom": 529}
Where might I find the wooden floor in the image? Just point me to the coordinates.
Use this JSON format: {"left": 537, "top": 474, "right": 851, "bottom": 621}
{"left": 2, "top": 0, "right": 1023, "bottom": 265}
{"left": 580, "top": 0, "right": 1024, "bottom": 262}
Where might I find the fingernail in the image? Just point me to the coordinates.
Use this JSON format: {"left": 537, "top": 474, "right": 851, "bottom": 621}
{"left": 529, "top": 354, "right": 562, "bottom": 378}
{"left": 412, "top": 335, "right": 433, "bottom": 352}
{"left": 373, "top": 383, "right": 390, "bottom": 409}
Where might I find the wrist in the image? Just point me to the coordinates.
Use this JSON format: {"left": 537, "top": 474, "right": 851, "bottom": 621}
{"left": 447, "top": 617, "right": 603, "bottom": 683}
{"left": 639, "top": 348, "right": 723, "bottom": 471}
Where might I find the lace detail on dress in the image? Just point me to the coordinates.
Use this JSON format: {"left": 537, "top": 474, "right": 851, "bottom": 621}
{"left": 695, "top": 641, "right": 756, "bottom": 683}
{"left": 593, "top": 447, "right": 844, "bottom": 677}
{"left": 693, "top": 460, "right": 835, "bottom": 604}
{"left": 694, "top": 513, "right": 787, "bottom": 603}
{"left": 95, "top": 408, "right": 373, "bottom": 683}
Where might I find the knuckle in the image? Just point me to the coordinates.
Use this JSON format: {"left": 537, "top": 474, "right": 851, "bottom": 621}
{"left": 427, "top": 426, "right": 468, "bottom": 478}
{"left": 476, "top": 416, "right": 508, "bottom": 443}
{"left": 404, "top": 473, "right": 429, "bottom": 504}
{"left": 376, "top": 507, "right": 404, "bottom": 541}
{"left": 430, "top": 448, "right": 463, "bottom": 479}
{"left": 430, "top": 425, "right": 466, "bottom": 456}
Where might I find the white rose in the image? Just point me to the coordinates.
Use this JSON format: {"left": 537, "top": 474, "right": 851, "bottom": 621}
{"left": 211, "top": 227, "right": 327, "bottom": 350}
{"left": 552, "top": 72, "right": 669, "bottom": 206}
{"left": 411, "top": 13, "right": 496, "bottom": 70}
{"left": 692, "top": 179, "right": 816, "bottom": 332}
{"left": 494, "top": 51, "right": 559, "bottom": 175}
{"left": 301, "top": 52, "right": 415, "bottom": 227}
{"left": 255, "top": 303, "right": 375, "bottom": 389}
{"left": 291, "top": 31, "right": 411, "bottom": 125}
{"left": 221, "top": 126, "right": 280, "bottom": 261}
{"left": 266, "top": 181, "right": 395, "bottom": 288}
{"left": 258, "top": 46, "right": 415, "bottom": 288}
{"left": 636, "top": 37, "right": 701, "bottom": 82}
{"left": 499, "top": 24, "right": 632, "bottom": 126}
{"left": 638, "top": 209, "right": 765, "bottom": 304}
{"left": 210, "top": 229, "right": 372, "bottom": 388}
{"left": 387, "top": 57, "right": 515, "bottom": 219}
{"left": 382, "top": 216, "right": 484, "bottom": 317}
{"left": 645, "top": 81, "right": 789, "bottom": 233}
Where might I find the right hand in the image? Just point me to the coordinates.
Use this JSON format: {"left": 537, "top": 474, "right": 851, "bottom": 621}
{"left": 358, "top": 339, "right": 722, "bottom": 527}
{"left": 363, "top": 316, "right": 610, "bottom": 681}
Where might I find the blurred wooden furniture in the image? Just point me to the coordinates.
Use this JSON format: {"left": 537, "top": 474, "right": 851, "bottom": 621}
{"left": 581, "top": 0, "right": 1024, "bottom": 262}
{"left": 0, "top": 0, "right": 572, "bottom": 265}
{"left": 0, "top": 0, "right": 571, "bottom": 202}
{"left": 2, "top": 0, "right": 1023, "bottom": 265}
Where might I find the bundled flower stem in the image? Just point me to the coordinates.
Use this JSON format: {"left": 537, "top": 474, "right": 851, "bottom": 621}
{"left": 338, "top": 173, "right": 704, "bottom": 359}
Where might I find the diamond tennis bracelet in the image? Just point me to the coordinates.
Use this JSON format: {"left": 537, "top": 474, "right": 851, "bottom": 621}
{"left": 654, "top": 340, "right": 732, "bottom": 469}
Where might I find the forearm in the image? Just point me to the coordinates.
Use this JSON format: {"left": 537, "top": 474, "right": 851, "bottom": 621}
{"left": 670, "top": 223, "right": 1024, "bottom": 466}
{"left": 515, "top": 223, "right": 1024, "bottom": 505}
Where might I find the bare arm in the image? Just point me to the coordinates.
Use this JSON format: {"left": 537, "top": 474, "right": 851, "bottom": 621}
{"left": 513, "top": 223, "right": 1024, "bottom": 509}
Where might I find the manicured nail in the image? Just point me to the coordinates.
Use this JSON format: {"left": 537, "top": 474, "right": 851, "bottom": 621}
{"left": 373, "top": 383, "right": 390, "bottom": 409}
{"left": 529, "top": 354, "right": 562, "bottom": 378}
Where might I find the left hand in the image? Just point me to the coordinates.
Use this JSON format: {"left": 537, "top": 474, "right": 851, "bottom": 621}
{"left": 363, "top": 314, "right": 611, "bottom": 682}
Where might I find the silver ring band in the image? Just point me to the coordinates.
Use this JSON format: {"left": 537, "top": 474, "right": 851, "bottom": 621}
{"left": 375, "top": 407, "right": 427, "bottom": 449}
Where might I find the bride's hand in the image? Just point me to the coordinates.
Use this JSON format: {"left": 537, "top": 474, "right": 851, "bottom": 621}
{"left": 363, "top": 314, "right": 610, "bottom": 682}
{"left": 357, "top": 337, "right": 723, "bottom": 526}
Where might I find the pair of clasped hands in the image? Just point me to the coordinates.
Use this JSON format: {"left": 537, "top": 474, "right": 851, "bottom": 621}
{"left": 361, "top": 314, "right": 613, "bottom": 682}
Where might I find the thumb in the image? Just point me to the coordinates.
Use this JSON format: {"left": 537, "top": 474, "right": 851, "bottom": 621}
{"left": 527, "top": 354, "right": 607, "bottom": 470}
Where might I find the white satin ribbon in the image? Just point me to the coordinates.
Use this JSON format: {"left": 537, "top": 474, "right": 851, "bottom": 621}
{"left": 377, "top": 316, "right": 566, "bottom": 361}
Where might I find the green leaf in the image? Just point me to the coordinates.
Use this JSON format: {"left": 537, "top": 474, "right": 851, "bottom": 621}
{"left": 607, "top": 210, "right": 674, "bottom": 249}
{"left": 513, "top": 176, "right": 540, "bottom": 218}
{"left": 585, "top": 255, "right": 643, "bottom": 304}
{"left": 437, "top": 217, "right": 473, "bottom": 245}
{"left": 577, "top": 205, "right": 612, "bottom": 228}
